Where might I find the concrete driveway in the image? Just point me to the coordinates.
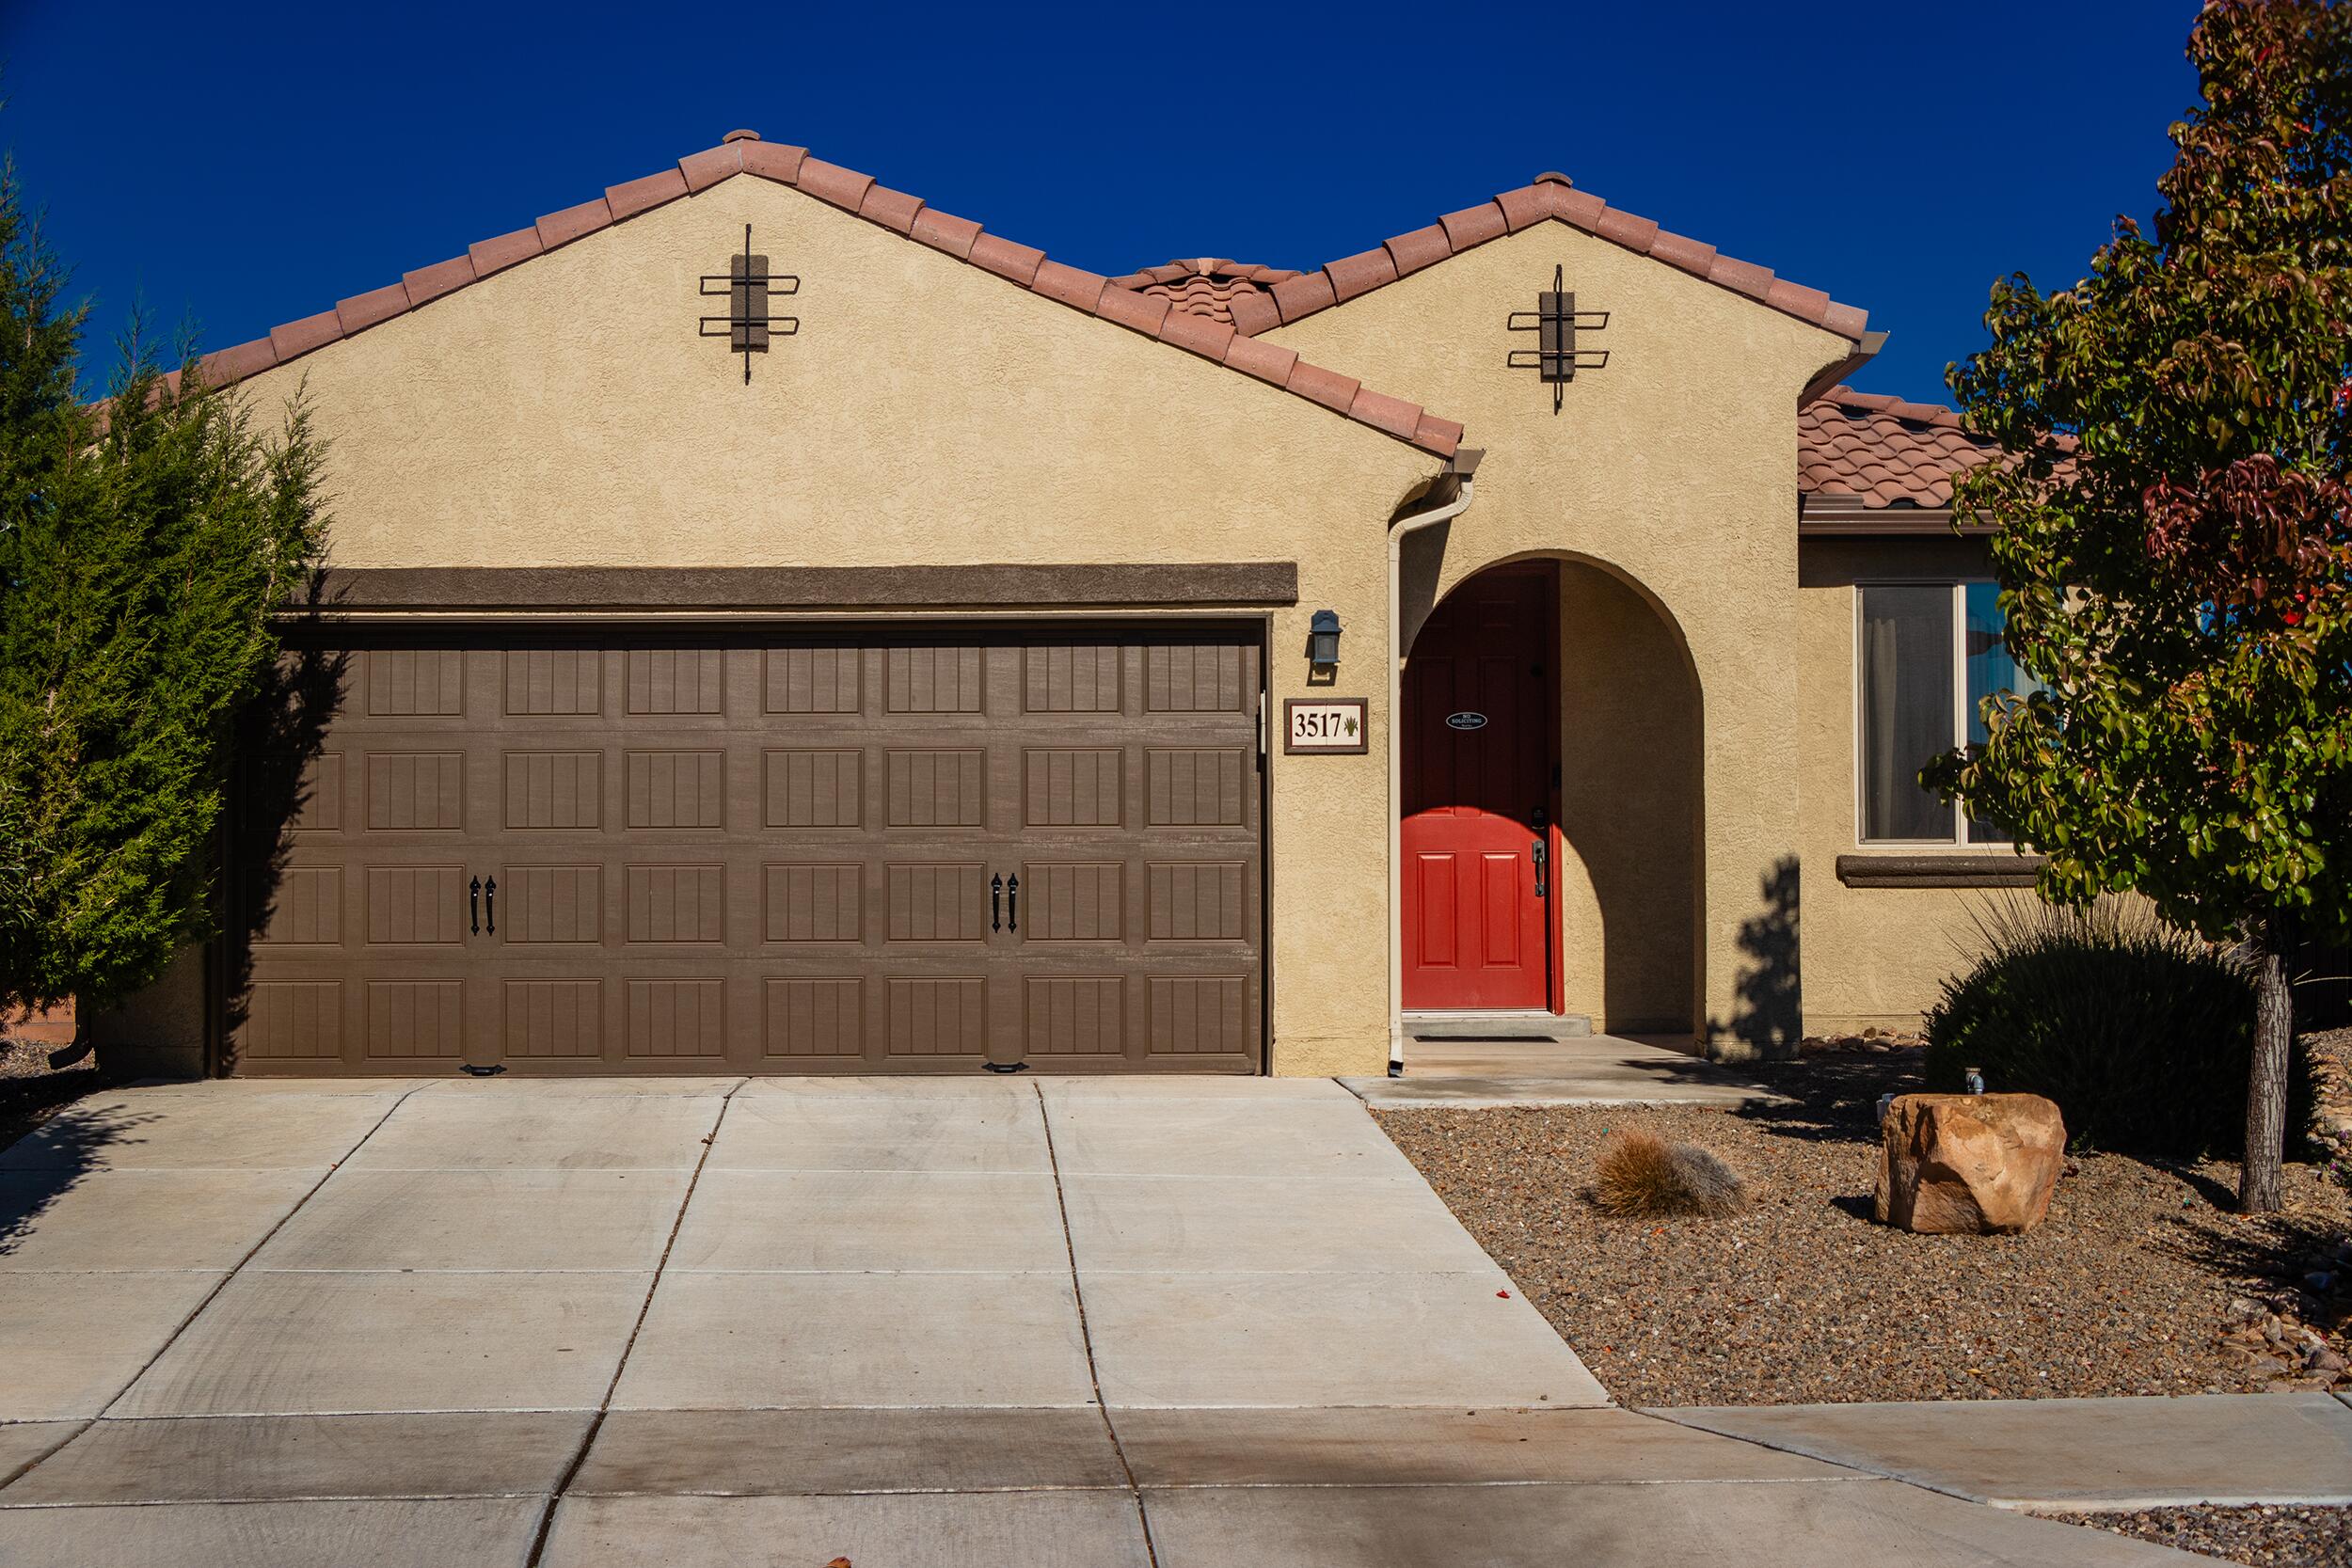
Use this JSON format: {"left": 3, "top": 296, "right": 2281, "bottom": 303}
{"left": 0, "top": 1075, "right": 2193, "bottom": 1565}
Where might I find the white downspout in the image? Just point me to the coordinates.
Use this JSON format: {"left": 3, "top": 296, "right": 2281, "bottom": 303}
{"left": 1388, "top": 459, "right": 1480, "bottom": 1077}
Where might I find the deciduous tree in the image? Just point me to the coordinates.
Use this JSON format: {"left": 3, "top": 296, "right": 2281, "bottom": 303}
{"left": 1929, "top": 0, "right": 2351, "bottom": 1212}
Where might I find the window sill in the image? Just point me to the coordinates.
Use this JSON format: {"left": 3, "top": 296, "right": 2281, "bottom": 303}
{"left": 1835, "top": 852, "right": 2045, "bottom": 889}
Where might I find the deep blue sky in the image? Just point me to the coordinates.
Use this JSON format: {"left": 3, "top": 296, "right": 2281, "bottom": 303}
{"left": 6, "top": 1, "right": 2196, "bottom": 403}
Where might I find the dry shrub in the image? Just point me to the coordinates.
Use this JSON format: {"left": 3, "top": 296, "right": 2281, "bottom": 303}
{"left": 1593, "top": 1130, "right": 1747, "bottom": 1218}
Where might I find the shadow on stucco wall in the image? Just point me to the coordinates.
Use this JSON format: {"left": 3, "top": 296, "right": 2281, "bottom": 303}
{"left": 1710, "top": 855, "right": 1801, "bottom": 1059}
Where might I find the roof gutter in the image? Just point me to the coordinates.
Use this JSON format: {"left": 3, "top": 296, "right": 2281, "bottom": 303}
{"left": 1800, "top": 329, "right": 1889, "bottom": 406}
{"left": 1387, "top": 451, "right": 1483, "bottom": 1077}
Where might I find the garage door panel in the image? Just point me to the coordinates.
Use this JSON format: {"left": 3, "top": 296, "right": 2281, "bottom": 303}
{"left": 765, "top": 645, "right": 861, "bottom": 714}
{"left": 764, "top": 749, "right": 862, "bottom": 829}
{"left": 885, "top": 749, "right": 986, "bottom": 829}
{"left": 365, "top": 864, "right": 469, "bottom": 946}
{"left": 254, "top": 865, "right": 344, "bottom": 947}
{"left": 501, "top": 977, "right": 603, "bottom": 1060}
{"left": 1021, "top": 862, "right": 1124, "bottom": 942}
{"left": 504, "top": 648, "right": 602, "bottom": 716}
{"left": 884, "top": 863, "right": 989, "bottom": 943}
{"left": 497, "top": 863, "right": 602, "bottom": 944}
{"left": 502, "top": 750, "right": 603, "bottom": 831}
{"left": 761, "top": 975, "right": 866, "bottom": 1063}
{"left": 625, "top": 863, "right": 725, "bottom": 944}
{"left": 1025, "top": 748, "right": 1122, "bottom": 828}
{"left": 625, "top": 977, "right": 726, "bottom": 1062}
{"left": 884, "top": 975, "right": 987, "bottom": 1059}
{"left": 624, "top": 646, "right": 724, "bottom": 716}
{"left": 1025, "top": 643, "right": 1122, "bottom": 713}
{"left": 885, "top": 645, "right": 985, "bottom": 714}
{"left": 627, "top": 750, "right": 725, "bottom": 829}
{"left": 366, "top": 648, "right": 466, "bottom": 717}
{"left": 365, "top": 751, "right": 467, "bottom": 832}
{"left": 763, "top": 863, "right": 865, "bottom": 943}
{"left": 240, "top": 629, "right": 1263, "bottom": 1075}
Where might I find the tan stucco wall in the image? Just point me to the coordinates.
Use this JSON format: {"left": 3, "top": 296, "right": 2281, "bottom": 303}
{"left": 1270, "top": 223, "right": 1854, "bottom": 1056}
{"left": 1796, "top": 535, "right": 2025, "bottom": 1036}
{"left": 228, "top": 175, "right": 1443, "bottom": 1075}
{"left": 1554, "top": 562, "right": 1700, "bottom": 1033}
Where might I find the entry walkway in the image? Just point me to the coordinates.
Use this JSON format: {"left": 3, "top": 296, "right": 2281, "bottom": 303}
{"left": 0, "top": 1076, "right": 2197, "bottom": 1564}
{"left": 1345, "top": 1034, "right": 1788, "bottom": 1109}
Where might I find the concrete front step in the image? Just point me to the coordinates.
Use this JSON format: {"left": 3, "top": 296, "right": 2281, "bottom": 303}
{"left": 1404, "top": 1010, "right": 1594, "bottom": 1040}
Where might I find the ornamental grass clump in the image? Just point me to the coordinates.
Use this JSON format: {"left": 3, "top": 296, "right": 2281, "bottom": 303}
{"left": 1924, "top": 895, "right": 2317, "bottom": 1161}
{"left": 1593, "top": 1130, "right": 1747, "bottom": 1219}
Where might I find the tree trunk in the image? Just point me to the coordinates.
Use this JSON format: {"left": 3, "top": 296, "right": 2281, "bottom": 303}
{"left": 2238, "top": 915, "right": 2294, "bottom": 1214}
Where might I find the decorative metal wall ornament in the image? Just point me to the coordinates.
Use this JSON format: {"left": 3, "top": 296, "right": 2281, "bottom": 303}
{"left": 699, "top": 225, "right": 801, "bottom": 383}
{"left": 1506, "top": 264, "right": 1610, "bottom": 413}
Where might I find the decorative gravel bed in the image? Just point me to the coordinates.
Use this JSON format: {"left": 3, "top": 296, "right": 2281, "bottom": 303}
{"left": 2056, "top": 1503, "right": 2352, "bottom": 1566}
{"left": 1373, "top": 1048, "right": 2350, "bottom": 1408}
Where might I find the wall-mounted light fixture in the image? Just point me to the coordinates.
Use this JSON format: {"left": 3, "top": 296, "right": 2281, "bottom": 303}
{"left": 1308, "top": 610, "right": 1343, "bottom": 670}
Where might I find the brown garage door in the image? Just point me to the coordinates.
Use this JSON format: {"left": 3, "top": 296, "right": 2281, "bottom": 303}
{"left": 230, "top": 628, "right": 1264, "bottom": 1075}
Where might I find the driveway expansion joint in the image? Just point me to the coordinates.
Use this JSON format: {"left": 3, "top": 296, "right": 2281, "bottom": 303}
{"left": 523, "top": 1077, "right": 749, "bottom": 1568}
{"left": 1034, "top": 1080, "right": 1164, "bottom": 1568}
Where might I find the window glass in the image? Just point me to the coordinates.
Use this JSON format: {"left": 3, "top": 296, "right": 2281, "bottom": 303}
{"left": 1859, "top": 584, "right": 1954, "bottom": 841}
{"left": 1963, "top": 581, "right": 2023, "bottom": 844}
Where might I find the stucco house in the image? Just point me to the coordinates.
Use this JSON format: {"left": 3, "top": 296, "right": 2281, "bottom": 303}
{"left": 99, "top": 130, "right": 2034, "bottom": 1080}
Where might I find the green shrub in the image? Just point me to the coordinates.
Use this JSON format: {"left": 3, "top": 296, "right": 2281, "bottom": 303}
{"left": 1924, "top": 897, "right": 2316, "bottom": 1160}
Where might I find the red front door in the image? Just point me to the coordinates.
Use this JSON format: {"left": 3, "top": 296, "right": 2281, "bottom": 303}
{"left": 1402, "top": 565, "right": 1553, "bottom": 1010}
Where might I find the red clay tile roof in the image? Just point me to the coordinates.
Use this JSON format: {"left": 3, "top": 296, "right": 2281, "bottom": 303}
{"left": 183, "top": 135, "right": 1463, "bottom": 461}
{"left": 1190, "top": 172, "right": 1870, "bottom": 345}
{"left": 1800, "top": 386, "right": 1997, "bottom": 510}
{"left": 1108, "top": 260, "right": 1300, "bottom": 325}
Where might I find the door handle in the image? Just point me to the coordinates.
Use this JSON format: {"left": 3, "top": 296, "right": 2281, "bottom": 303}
{"left": 485, "top": 876, "right": 497, "bottom": 936}
{"left": 1531, "top": 839, "right": 1548, "bottom": 899}
{"left": 1007, "top": 873, "right": 1019, "bottom": 933}
{"left": 469, "top": 877, "right": 481, "bottom": 936}
{"left": 991, "top": 874, "right": 1003, "bottom": 932}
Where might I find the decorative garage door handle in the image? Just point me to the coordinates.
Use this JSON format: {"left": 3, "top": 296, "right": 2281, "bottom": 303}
{"left": 1007, "top": 873, "right": 1019, "bottom": 933}
{"left": 485, "top": 877, "right": 496, "bottom": 936}
{"left": 991, "top": 874, "right": 1003, "bottom": 932}
{"left": 469, "top": 877, "right": 481, "bottom": 936}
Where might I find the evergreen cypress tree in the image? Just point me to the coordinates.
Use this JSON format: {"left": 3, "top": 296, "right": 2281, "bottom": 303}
{"left": 0, "top": 152, "right": 325, "bottom": 1044}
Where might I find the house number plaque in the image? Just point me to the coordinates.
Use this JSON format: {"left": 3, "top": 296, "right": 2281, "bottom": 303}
{"left": 1284, "top": 698, "right": 1369, "bottom": 754}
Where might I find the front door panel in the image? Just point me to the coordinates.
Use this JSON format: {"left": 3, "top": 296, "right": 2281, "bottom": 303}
{"left": 1401, "top": 568, "right": 1553, "bottom": 1011}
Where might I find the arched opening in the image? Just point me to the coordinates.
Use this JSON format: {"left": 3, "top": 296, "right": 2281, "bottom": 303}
{"left": 1402, "top": 556, "right": 1703, "bottom": 1037}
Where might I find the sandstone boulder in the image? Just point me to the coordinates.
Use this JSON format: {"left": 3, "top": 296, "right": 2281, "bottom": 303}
{"left": 1874, "top": 1093, "right": 2066, "bottom": 1235}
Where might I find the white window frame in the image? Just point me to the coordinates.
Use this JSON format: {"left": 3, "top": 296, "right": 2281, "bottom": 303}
{"left": 1851, "top": 578, "right": 2010, "bottom": 847}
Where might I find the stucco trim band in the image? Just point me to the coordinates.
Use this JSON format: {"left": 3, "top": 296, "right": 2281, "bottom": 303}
{"left": 1834, "top": 852, "right": 2046, "bottom": 889}
{"left": 310, "top": 562, "right": 1301, "bottom": 612}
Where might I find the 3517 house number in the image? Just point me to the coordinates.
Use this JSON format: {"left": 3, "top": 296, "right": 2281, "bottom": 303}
{"left": 1284, "top": 699, "right": 1369, "bottom": 754}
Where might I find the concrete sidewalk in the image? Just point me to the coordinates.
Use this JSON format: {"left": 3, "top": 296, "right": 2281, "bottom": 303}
{"left": 1661, "top": 1393, "right": 2352, "bottom": 1511}
{"left": 0, "top": 1075, "right": 2201, "bottom": 1565}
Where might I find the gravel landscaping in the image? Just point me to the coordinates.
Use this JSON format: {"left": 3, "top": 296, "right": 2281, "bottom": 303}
{"left": 1374, "top": 1045, "right": 2351, "bottom": 1409}
{"left": 2057, "top": 1503, "right": 2352, "bottom": 1566}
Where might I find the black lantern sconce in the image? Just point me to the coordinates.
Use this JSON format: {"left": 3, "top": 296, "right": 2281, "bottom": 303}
{"left": 1307, "top": 610, "right": 1343, "bottom": 684}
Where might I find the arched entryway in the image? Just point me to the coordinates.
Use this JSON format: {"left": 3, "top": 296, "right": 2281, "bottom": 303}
{"left": 1402, "top": 558, "right": 1703, "bottom": 1035}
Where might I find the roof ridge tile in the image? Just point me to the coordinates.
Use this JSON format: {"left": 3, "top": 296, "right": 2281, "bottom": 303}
{"left": 534, "top": 197, "right": 613, "bottom": 252}
{"left": 188, "top": 133, "right": 1464, "bottom": 459}
{"left": 1218, "top": 176, "right": 1867, "bottom": 345}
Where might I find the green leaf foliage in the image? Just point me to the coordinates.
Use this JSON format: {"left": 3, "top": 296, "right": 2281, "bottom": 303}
{"left": 0, "top": 155, "right": 324, "bottom": 1014}
{"left": 1928, "top": 0, "right": 2352, "bottom": 946}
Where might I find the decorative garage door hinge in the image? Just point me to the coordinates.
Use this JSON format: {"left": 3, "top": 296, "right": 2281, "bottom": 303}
{"left": 700, "top": 224, "right": 801, "bottom": 384}
{"left": 1507, "top": 264, "right": 1610, "bottom": 414}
